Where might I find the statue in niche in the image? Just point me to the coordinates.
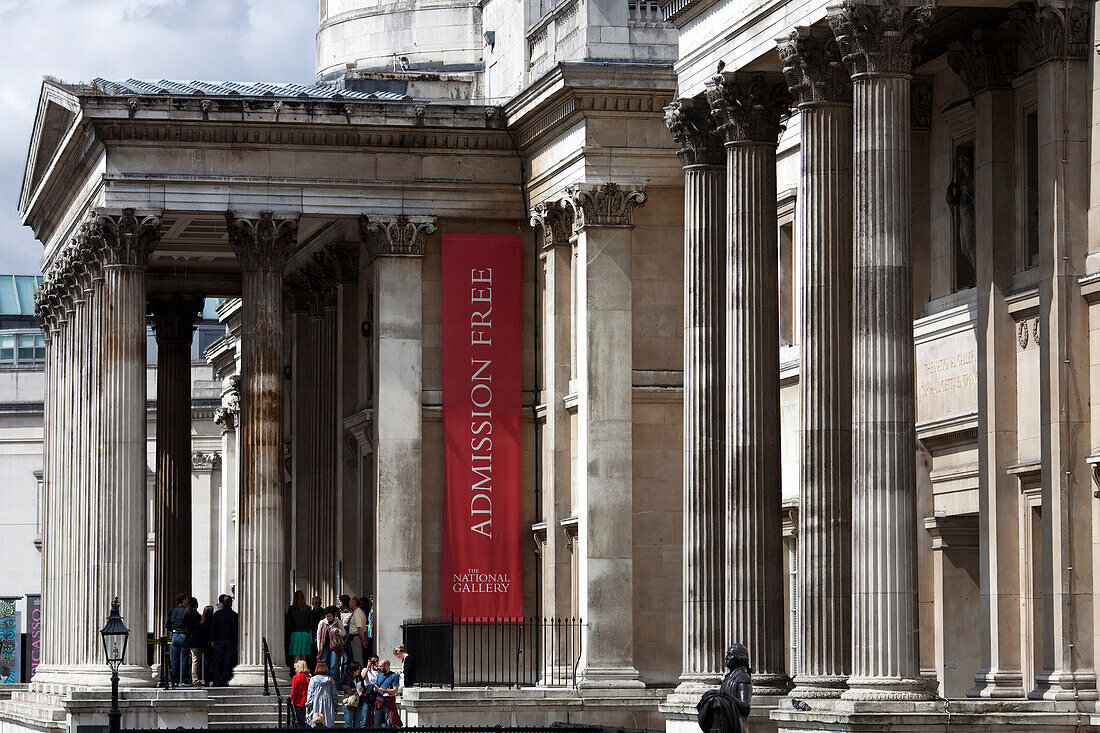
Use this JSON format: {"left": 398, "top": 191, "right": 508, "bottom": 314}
{"left": 946, "top": 145, "right": 976, "bottom": 290}
{"left": 697, "top": 644, "right": 752, "bottom": 733}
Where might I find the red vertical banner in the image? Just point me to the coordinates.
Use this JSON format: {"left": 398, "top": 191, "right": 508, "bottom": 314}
{"left": 441, "top": 234, "right": 523, "bottom": 620}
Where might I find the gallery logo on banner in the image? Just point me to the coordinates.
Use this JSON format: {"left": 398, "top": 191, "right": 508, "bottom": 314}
{"left": 441, "top": 234, "right": 523, "bottom": 620}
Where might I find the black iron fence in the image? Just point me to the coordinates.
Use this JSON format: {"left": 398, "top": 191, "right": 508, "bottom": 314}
{"left": 401, "top": 617, "right": 583, "bottom": 689}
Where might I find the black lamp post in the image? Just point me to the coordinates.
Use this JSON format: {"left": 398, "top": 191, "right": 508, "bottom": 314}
{"left": 100, "top": 597, "right": 129, "bottom": 733}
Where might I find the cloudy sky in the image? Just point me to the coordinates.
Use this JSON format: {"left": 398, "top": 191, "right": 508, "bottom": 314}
{"left": 0, "top": 0, "right": 318, "bottom": 274}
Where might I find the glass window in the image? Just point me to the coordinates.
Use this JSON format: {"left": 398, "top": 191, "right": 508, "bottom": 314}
{"left": 0, "top": 335, "right": 14, "bottom": 364}
{"left": 17, "top": 333, "right": 36, "bottom": 362}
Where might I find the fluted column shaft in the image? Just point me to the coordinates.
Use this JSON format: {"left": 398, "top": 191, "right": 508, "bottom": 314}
{"left": 796, "top": 100, "right": 853, "bottom": 696}
{"left": 707, "top": 72, "right": 792, "bottom": 695}
{"left": 152, "top": 299, "right": 200, "bottom": 637}
{"left": 101, "top": 261, "right": 153, "bottom": 680}
{"left": 845, "top": 71, "right": 925, "bottom": 699}
{"left": 778, "top": 27, "right": 855, "bottom": 697}
{"left": 227, "top": 211, "right": 298, "bottom": 684}
{"left": 681, "top": 164, "right": 727, "bottom": 682}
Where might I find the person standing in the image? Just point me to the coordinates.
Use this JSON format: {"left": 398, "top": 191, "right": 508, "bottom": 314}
{"left": 347, "top": 597, "right": 367, "bottom": 667}
{"left": 290, "top": 659, "right": 311, "bottom": 728}
{"left": 371, "top": 659, "right": 402, "bottom": 728}
{"left": 184, "top": 597, "right": 202, "bottom": 686}
{"left": 309, "top": 596, "right": 325, "bottom": 669}
{"left": 316, "top": 607, "right": 345, "bottom": 677}
{"left": 337, "top": 595, "right": 353, "bottom": 677}
{"left": 287, "top": 590, "right": 314, "bottom": 665}
{"left": 197, "top": 605, "right": 214, "bottom": 685}
{"left": 166, "top": 594, "right": 190, "bottom": 686}
{"left": 392, "top": 644, "right": 415, "bottom": 689}
{"left": 306, "top": 661, "right": 338, "bottom": 728}
{"left": 210, "top": 595, "right": 239, "bottom": 687}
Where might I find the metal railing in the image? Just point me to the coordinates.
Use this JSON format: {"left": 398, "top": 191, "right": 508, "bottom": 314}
{"left": 261, "top": 637, "right": 286, "bottom": 728}
{"left": 402, "top": 617, "right": 583, "bottom": 689}
{"left": 149, "top": 635, "right": 174, "bottom": 690}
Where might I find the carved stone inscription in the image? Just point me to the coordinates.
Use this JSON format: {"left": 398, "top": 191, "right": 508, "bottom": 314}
{"left": 916, "top": 330, "right": 978, "bottom": 423}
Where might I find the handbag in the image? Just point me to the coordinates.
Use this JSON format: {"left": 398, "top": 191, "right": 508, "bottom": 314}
{"left": 342, "top": 689, "right": 359, "bottom": 708}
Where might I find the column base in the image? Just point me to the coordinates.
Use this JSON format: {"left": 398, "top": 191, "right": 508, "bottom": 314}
{"left": 841, "top": 676, "right": 931, "bottom": 701}
{"left": 753, "top": 671, "right": 793, "bottom": 697}
{"left": 671, "top": 673, "right": 724, "bottom": 696}
{"left": 790, "top": 674, "right": 847, "bottom": 699}
{"left": 229, "top": 664, "right": 270, "bottom": 688}
{"left": 967, "top": 670, "right": 1025, "bottom": 699}
{"left": 662, "top": 692, "right": 785, "bottom": 733}
{"left": 33, "top": 664, "right": 153, "bottom": 689}
{"left": 1028, "top": 671, "right": 1099, "bottom": 701}
{"left": 576, "top": 665, "right": 645, "bottom": 689}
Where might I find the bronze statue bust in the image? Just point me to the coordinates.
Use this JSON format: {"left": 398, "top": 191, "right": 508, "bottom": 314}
{"left": 697, "top": 644, "right": 752, "bottom": 733}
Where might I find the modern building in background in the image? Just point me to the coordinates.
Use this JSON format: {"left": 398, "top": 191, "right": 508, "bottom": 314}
{"left": 0, "top": 0, "right": 1098, "bottom": 731}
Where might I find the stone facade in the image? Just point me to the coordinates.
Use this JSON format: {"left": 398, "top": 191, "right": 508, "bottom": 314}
{"left": 6, "top": 0, "right": 1100, "bottom": 730}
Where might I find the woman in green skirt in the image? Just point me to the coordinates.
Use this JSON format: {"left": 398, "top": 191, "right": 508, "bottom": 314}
{"left": 287, "top": 590, "right": 314, "bottom": 664}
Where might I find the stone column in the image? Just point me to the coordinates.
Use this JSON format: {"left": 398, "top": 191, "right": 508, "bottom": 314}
{"left": 284, "top": 275, "right": 315, "bottom": 598}
{"left": 328, "top": 246, "right": 361, "bottom": 596}
{"left": 1009, "top": 2, "right": 1096, "bottom": 700}
{"left": 150, "top": 297, "right": 202, "bottom": 637}
{"left": 562, "top": 183, "right": 646, "bottom": 688}
{"left": 226, "top": 210, "right": 299, "bottom": 683}
{"left": 707, "top": 71, "right": 792, "bottom": 695}
{"left": 828, "top": 0, "right": 934, "bottom": 700}
{"left": 664, "top": 96, "right": 727, "bottom": 688}
{"left": 529, "top": 201, "right": 575, "bottom": 625}
{"left": 191, "top": 451, "right": 222, "bottom": 607}
{"left": 214, "top": 378, "right": 240, "bottom": 598}
{"left": 946, "top": 32, "right": 1026, "bottom": 699}
{"left": 359, "top": 214, "right": 433, "bottom": 656}
{"left": 778, "top": 26, "right": 854, "bottom": 699}
{"left": 98, "top": 209, "right": 161, "bottom": 683}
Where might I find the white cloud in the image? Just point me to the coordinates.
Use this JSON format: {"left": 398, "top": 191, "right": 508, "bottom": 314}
{"left": 0, "top": 0, "right": 316, "bottom": 274}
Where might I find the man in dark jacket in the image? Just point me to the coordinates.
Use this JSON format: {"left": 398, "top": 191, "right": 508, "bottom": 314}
{"left": 184, "top": 598, "right": 202, "bottom": 685}
{"left": 165, "top": 594, "right": 190, "bottom": 685}
{"left": 210, "top": 595, "right": 239, "bottom": 687}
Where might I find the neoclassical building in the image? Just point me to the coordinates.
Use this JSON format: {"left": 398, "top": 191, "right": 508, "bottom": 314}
{"left": 1, "top": 0, "right": 1099, "bottom": 731}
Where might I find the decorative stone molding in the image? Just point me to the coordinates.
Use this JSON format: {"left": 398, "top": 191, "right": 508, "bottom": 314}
{"left": 191, "top": 451, "right": 222, "bottom": 471}
{"left": 706, "top": 72, "right": 792, "bottom": 144}
{"left": 358, "top": 214, "right": 436, "bottom": 259}
{"left": 148, "top": 296, "right": 203, "bottom": 343}
{"left": 664, "top": 95, "right": 725, "bottom": 166}
{"left": 1009, "top": 2, "right": 1090, "bottom": 67}
{"left": 283, "top": 272, "right": 313, "bottom": 313}
{"left": 947, "top": 33, "right": 1017, "bottom": 95}
{"left": 225, "top": 210, "right": 300, "bottom": 272}
{"left": 214, "top": 375, "right": 240, "bottom": 431}
{"left": 301, "top": 260, "right": 337, "bottom": 314}
{"left": 213, "top": 407, "right": 236, "bottom": 431}
{"left": 828, "top": 0, "right": 936, "bottom": 78}
{"left": 910, "top": 78, "right": 933, "bottom": 130}
{"left": 560, "top": 183, "right": 647, "bottom": 231}
{"left": 326, "top": 244, "right": 360, "bottom": 283}
{"left": 95, "top": 208, "right": 162, "bottom": 267}
{"left": 529, "top": 201, "right": 574, "bottom": 248}
{"left": 777, "top": 27, "right": 853, "bottom": 107}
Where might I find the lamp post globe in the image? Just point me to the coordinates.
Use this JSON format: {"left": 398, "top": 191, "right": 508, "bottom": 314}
{"left": 100, "top": 597, "right": 129, "bottom": 733}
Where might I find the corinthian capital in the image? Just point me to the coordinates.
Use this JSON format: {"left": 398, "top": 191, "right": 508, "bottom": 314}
{"left": 149, "top": 296, "right": 203, "bottom": 343}
{"left": 947, "top": 32, "right": 1016, "bottom": 94}
{"left": 560, "top": 183, "right": 647, "bottom": 231}
{"left": 529, "top": 201, "right": 574, "bottom": 249}
{"left": 778, "top": 27, "right": 852, "bottom": 107}
{"left": 225, "top": 211, "right": 300, "bottom": 272}
{"left": 828, "top": 0, "right": 936, "bottom": 78}
{"left": 706, "top": 72, "right": 792, "bottom": 144}
{"left": 1009, "top": 2, "right": 1090, "bottom": 67}
{"left": 95, "top": 208, "right": 162, "bottom": 267}
{"left": 358, "top": 214, "right": 436, "bottom": 259}
{"left": 665, "top": 95, "right": 725, "bottom": 166}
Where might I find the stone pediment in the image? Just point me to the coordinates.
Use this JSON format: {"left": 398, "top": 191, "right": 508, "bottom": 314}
{"left": 19, "top": 81, "right": 80, "bottom": 218}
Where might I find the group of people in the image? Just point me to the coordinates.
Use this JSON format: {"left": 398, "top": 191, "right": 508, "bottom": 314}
{"left": 164, "top": 593, "right": 239, "bottom": 687}
{"left": 285, "top": 590, "right": 416, "bottom": 728}
{"left": 290, "top": 652, "right": 409, "bottom": 729}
